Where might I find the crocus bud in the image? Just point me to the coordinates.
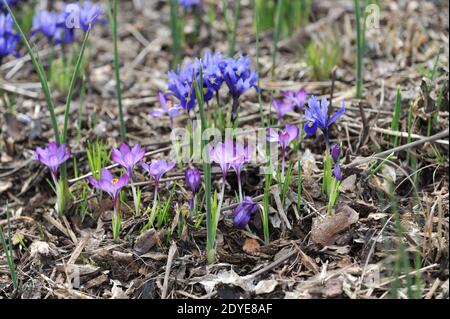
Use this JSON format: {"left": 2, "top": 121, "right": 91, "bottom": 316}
{"left": 331, "top": 144, "right": 340, "bottom": 163}
{"left": 185, "top": 168, "right": 201, "bottom": 194}
{"left": 233, "top": 197, "right": 259, "bottom": 229}
{"left": 333, "top": 164, "right": 343, "bottom": 181}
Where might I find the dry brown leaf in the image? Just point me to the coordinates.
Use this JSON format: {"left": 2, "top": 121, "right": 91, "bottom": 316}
{"left": 311, "top": 206, "right": 359, "bottom": 246}
{"left": 243, "top": 238, "right": 261, "bottom": 255}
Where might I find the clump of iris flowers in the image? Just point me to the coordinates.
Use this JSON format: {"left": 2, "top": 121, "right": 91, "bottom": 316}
{"left": 163, "top": 51, "right": 258, "bottom": 124}
{"left": 0, "top": 12, "right": 19, "bottom": 63}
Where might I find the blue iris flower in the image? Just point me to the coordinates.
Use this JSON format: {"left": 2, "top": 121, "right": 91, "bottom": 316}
{"left": 0, "top": 0, "right": 18, "bottom": 14}
{"left": 304, "top": 95, "right": 345, "bottom": 149}
{"left": 0, "top": 13, "right": 20, "bottom": 61}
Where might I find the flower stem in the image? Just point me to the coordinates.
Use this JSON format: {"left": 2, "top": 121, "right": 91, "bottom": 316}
{"left": 149, "top": 182, "right": 159, "bottom": 226}
{"left": 231, "top": 97, "right": 239, "bottom": 124}
{"left": 130, "top": 177, "right": 139, "bottom": 216}
{"left": 112, "top": 197, "right": 121, "bottom": 241}
{"left": 237, "top": 172, "right": 243, "bottom": 202}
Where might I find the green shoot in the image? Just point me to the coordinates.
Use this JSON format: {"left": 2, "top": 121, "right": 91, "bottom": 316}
{"left": 105, "top": 0, "right": 127, "bottom": 140}
{"left": 262, "top": 161, "right": 272, "bottom": 245}
{"left": 354, "top": 0, "right": 363, "bottom": 98}
{"left": 0, "top": 205, "right": 18, "bottom": 290}
{"left": 305, "top": 39, "right": 341, "bottom": 81}
{"left": 169, "top": 0, "right": 182, "bottom": 67}
{"left": 271, "top": 0, "right": 284, "bottom": 77}
{"left": 228, "top": 0, "right": 241, "bottom": 57}
{"left": 391, "top": 87, "right": 402, "bottom": 147}
{"left": 322, "top": 152, "right": 333, "bottom": 197}
{"left": 86, "top": 139, "right": 111, "bottom": 179}
{"left": 297, "top": 158, "right": 302, "bottom": 215}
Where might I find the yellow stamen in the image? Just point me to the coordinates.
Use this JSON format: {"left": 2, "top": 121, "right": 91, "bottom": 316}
{"left": 167, "top": 100, "right": 173, "bottom": 109}
{"left": 112, "top": 178, "right": 119, "bottom": 185}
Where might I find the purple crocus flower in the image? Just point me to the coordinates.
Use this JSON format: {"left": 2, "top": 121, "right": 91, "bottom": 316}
{"left": 88, "top": 168, "right": 129, "bottom": 204}
{"left": 185, "top": 167, "right": 201, "bottom": 194}
{"left": 0, "top": 13, "right": 19, "bottom": 61}
{"left": 267, "top": 124, "right": 299, "bottom": 181}
{"left": 233, "top": 197, "right": 259, "bottom": 229}
{"left": 112, "top": 143, "right": 145, "bottom": 214}
{"left": 209, "top": 139, "right": 238, "bottom": 179}
{"left": 304, "top": 96, "right": 345, "bottom": 149}
{"left": 142, "top": 159, "right": 176, "bottom": 222}
{"left": 230, "top": 142, "right": 252, "bottom": 201}
{"left": 272, "top": 98, "right": 294, "bottom": 122}
{"left": 185, "top": 167, "right": 201, "bottom": 212}
{"left": 150, "top": 92, "right": 183, "bottom": 126}
{"left": 35, "top": 141, "right": 71, "bottom": 182}
{"left": 141, "top": 159, "right": 176, "bottom": 188}
{"left": 284, "top": 89, "right": 307, "bottom": 111}
{"left": 88, "top": 168, "right": 129, "bottom": 240}
{"left": 112, "top": 143, "right": 146, "bottom": 174}
{"left": 266, "top": 124, "right": 299, "bottom": 153}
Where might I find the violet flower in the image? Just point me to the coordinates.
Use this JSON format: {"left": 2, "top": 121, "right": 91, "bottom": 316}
{"left": 0, "top": 0, "right": 18, "bottom": 14}
{"left": 233, "top": 197, "right": 259, "bottom": 229}
{"left": 35, "top": 141, "right": 71, "bottom": 215}
{"left": 168, "top": 62, "right": 197, "bottom": 112}
{"left": 330, "top": 143, "right": 343, "bottom": 181}
{"left": 31, "top": 10, "right": 59, "bottom": 41}
{"left": 209, "top": 139, "right": 240, "bottom": 218}
{"left": 112, "top": 143, "right": 146, "bottom": 214}
{"left": 178, "top": 0, "right": 201, "bottom": 10}
{"left": 272, "top": 97, "right": 294, "bottom": 123}
{"left": 142, "top": 159, "right": 176, "bottom": 224}
{"left": 88, "top": 168, "right": 129, "bottom": 240}
{"left": 77, "top": 0, "right": 105, "bottom": 31}
{"left": 209, "top": 139, "right": 238, "bottom": 180}
{"left": 222, "top": 54, "right": 258, "bottom": 122}
{"left": 304, "top": 96, "right": 345, "bottom": 150}
{"left": 331, "top": 144, "right": 340, "bottom": 163}
{"left": 35, "top": 141, "right": 71, "bottom": 183}
{"left": 332, "top": 163, "right": 342, "bottom": 181}
{"left": 112, "top": 143, "right": 146, "bottom": 174}
{"left": 0, "top": 13, "right": 19, "bottom": 61}
{"left": 267, "top": 124, "right": 299, "bottom": 181}
{"left": 230, "top": 142, "right": 252, "bottom": 201}
{"left": 284, "top": 89, "right": 307, "bottom": 111}
{"left": 185, "top": 167, "right": 201, "bottom": 213}
{"left": 150, "top": 92, "right": 183, "bottom": 126}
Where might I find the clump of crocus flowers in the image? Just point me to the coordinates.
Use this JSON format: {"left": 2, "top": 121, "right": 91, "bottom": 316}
{"left": 35, "top": 141, "right": 71, "bottom": 215}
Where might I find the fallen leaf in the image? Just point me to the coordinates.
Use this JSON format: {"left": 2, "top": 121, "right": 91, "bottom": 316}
{"left": 243, "top": 239, "right": 260, "bottom": 255}
{"left": 0, "top": 181, "right": 12, "bottom": 194}
{"left": 134, "top": 229, "right": 164, "bottom": 255}
{"left": 254, "top": 279, "right": 278, "bottom": 295}
{"left": 339, "top": 174, "right": 356, "bottom": 193}
{"left": 311, "top": 206, "right": 359, "bottom": 246}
